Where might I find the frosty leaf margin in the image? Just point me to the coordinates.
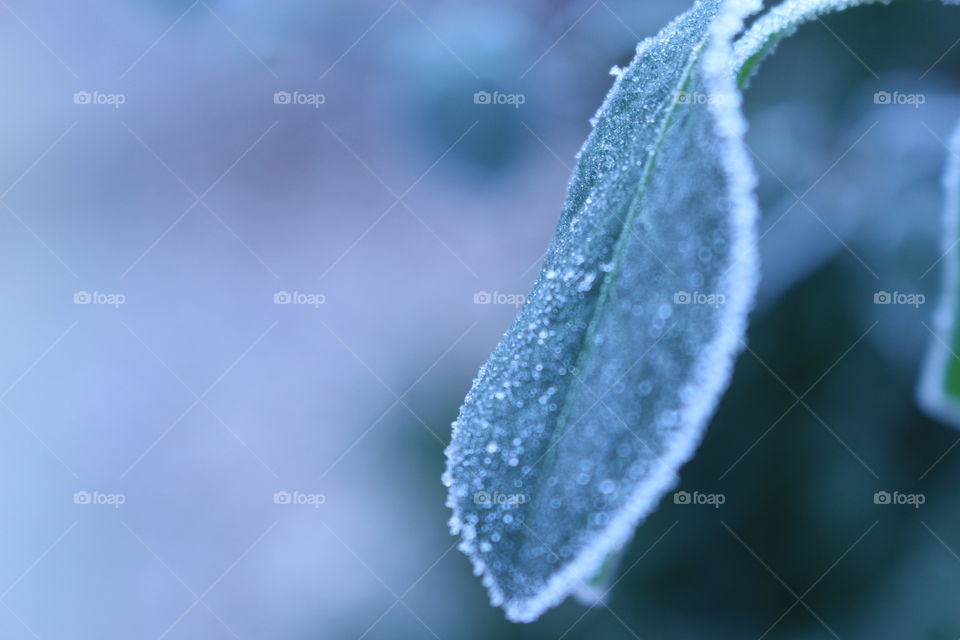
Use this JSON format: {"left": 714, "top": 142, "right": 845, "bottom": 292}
{"left": 445, "top": 0, "right": 960, "bottom": 624}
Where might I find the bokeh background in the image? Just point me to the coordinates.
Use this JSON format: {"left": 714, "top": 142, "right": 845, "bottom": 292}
{"left": 0, "top": 0, "right": 959, "bottom": 638}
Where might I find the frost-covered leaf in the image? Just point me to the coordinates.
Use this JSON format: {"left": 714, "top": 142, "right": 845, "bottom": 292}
{"left": 445, "top": 0, "right": 960, "bottom": 623}
{"left": 732, "top": 0, "right": 892, "bottom": 88}
{"left": 920, "top": 119, "right": 960, "bottom": 423}
{"left": 443, "top": 0, "right": 761, "bottom": 623}
{"left": 571, "top": 547, "right": 625, "bottom": 607}
{"left": 730, "top": 0, "right": 960, "bottom": 424}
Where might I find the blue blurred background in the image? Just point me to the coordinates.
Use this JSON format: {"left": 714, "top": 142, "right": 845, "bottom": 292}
{"left": 1, "top": 0, "right": 960, "bottom": 638}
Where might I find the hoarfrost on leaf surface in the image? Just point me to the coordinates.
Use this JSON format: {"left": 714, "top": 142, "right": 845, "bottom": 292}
{"left": 445, "top": 0, "right": 960, "bottom": 624}
{"left": 443, "top": 0, "right": 762, "bottom": 623}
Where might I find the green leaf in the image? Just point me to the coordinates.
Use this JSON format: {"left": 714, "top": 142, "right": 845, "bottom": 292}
{"left": 731, "top": 0, "right": 960, "bottom": 426}
{"left": 443, "top": 0, "right": 762, "bottom": 622}
{"left": 445, "top": 0, "right": 958, "bottom": 623}
{"left": 920, "top": 120, "right": 960, "bottom": 422}
{"left": 733, "top": 0, "right": 894, "bottom": 89}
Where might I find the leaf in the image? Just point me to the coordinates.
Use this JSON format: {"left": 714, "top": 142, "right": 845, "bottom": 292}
{"left": 443, "top": 0, "right": 762, "bottom": 622}
{"left": 732, "top": 0, "right": 893, "bottom": 89}
{"left": 444, "top": 0, "right": 958, "bottom": 623}
{"left": 570, "top": 546, "right": 625, "bottom": 608}
{"left": 920, "top": 120, "right": 960, "bottom": 423}
{"left": 730, "top": 0, "right": 960, "bottom": 424}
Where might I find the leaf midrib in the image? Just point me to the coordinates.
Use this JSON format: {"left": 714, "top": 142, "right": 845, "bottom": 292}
{"left": 512, "top": 31, "right": 715, "bottom": 578}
